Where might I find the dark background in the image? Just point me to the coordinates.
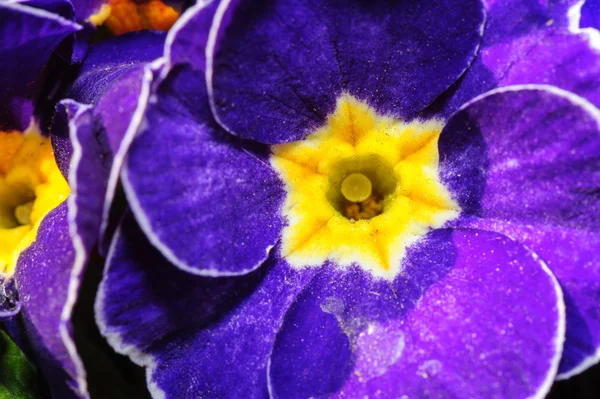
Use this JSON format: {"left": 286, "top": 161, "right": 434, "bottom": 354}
{"left": 549, "top": 363, "right": 600, "bottom": 398}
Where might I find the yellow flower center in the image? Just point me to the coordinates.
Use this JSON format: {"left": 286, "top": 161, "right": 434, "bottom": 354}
{"left": 271, "top": 94, "right": 460, "bottom": 279}
{"left": 0, "top": 128, "right": 70, "bottom": 275}
{"left": 89, "top": 0, "right": 179, "bottom": 36}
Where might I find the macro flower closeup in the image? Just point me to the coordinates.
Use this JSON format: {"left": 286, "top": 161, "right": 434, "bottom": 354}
{"left": 0, "top": 3, "right": 91, "bottom": 398}
{"left": 1, "top": 0, "right": 600, "bottom": 398}
{"left": 0, "top": 1, "right": 178, "bottom": 398}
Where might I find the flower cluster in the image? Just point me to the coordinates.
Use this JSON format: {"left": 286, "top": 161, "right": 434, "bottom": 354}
{"left": 1, "top": 0, "right": 600, "bottom": 398}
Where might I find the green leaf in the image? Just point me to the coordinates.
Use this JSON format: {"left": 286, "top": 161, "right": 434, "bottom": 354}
{"left": 0, "top": 330, "right": 40, "bottom": 399}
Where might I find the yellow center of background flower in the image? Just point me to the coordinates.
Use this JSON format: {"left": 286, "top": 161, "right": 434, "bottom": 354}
{"left": 89, "top": 0, "right": 179, "bottom": 36}
{"left": 271, "top": 94, "right": 460, "bottom": 279}
{"left": 0, "top": 129, "right": 70, "bottom": 275}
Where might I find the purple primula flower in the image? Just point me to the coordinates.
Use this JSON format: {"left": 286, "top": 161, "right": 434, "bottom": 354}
{"left": 1, "top": 0, "right": 182, "bottom": 396}
{"left": 0, "top": 2, "right": 159, "bottom": 397}
{"left": 0, "top": 3, "right": 96, "bottom": 398}
{"left": 426, "top": 0, "right": 600, "bottom": 379}
{"left": 74, "top": 0, "right": 600, "bottom": 398}
{"left": 53, "top": 30, "right": 166, "bottom": 255}
{"left": 26, "top": 29, "right": 163, "bottom": 399}
{"left": 425, "top": 0, "right": 600, "bottom": 118}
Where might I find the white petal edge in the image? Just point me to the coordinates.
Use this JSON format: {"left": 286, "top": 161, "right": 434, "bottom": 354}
{"left": 205, "top": 0, "right": 488, "bottom": 138}
{"left": 120, "top": 58, "right": 278, "bottom": 277}
{"left": 556, "top": 347, "right": 600, "bottom": 380}
{"left": 97, "top": 58, "right": 163, "bottom": 252}
{"left": 0, "top": 1, "right": 82, "bottom": 31}
{"left": 568, "top": 0, "right": 600, "bottom": 49}
{"left": 121, "top": 155, "right": 277, "bottom": 276}
{"left": 205, "top": 0, "right": 239, "bottom": 138}
{"left": 456, "top": 84, "right": 600, "bottom": 380}
{"left": 61, "top": 99, "right": 93, "bottom": 399}
{"left": 457, "top": 83, "right": 600, "bottom": 126}
{"left": 163, "top": 0, "right": 217, "bottom": 75}
{"left": 518, "top": 241, "right": 566, "bottom": 399}
{"left": 94, "top": 220, "right": 165, "bottom": 399}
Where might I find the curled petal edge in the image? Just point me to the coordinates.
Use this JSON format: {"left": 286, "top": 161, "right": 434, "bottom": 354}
{"left": 98, "top": 59, "right": 164, "bottom": 251}
{"left": 62, "top": 99, "right": 94, "bottom": 398}
{"left": 94, "top": 217, "right": 166, "bottom": 399}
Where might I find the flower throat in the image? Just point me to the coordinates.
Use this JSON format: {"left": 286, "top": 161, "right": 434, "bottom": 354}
{"left": 327, "top": 155, "right": 397, "bottom": 221}
{"left": 0, "top": 129, "right": 69, "bottom": 275}
{"left": 271, "top": 94, "right": 460, "bottom": 279}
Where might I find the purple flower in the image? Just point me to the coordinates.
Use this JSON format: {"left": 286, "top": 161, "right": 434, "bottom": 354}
{"left": 54, "top": 30, "right": 166, "bottom": 249}
{"left": 0, "top": 1, "right": 80, "bottom": 131}
{"left": 0, "top": 3, "right": 89, "bottom": 397}
{"left": 0, "top": 0, "right": 183, "bottom": 396}
{"left": 59, "top": 0, "right": 600, "bottom": 397}
{"left": 40, "top": 30, "right": 165, "bottom": 398}
{"left": 0, "top": 3, "right": 103, "bottom": 398}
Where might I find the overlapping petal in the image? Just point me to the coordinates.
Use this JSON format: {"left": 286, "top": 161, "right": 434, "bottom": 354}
{"left": 97, "top": 218, "right": 565, "bottom": 398}
{"left": 439, "top": 85, "right": 600, "bottom": 377}
{"left": 96, "top": 213, "right": 315, "bottom": 398}
{"left": 66, "top": 30, "right": 165, "bottom": 105}
{"left": 93, "top": 66, "right": 156, "bottom": 250}
{"left": 0, "top": 1, "right": 81, "bottom": 129}
{"left": 165, "top": 0, "right": 219, "bottom": 70}
{"left": 53, "top": 32, "right": 163, "bottom": 251}
{"left": 58, "top": 100, "right": 109, "bottom": 252}
{"left": 206, "top": 0, "right": 485, "bottom": 144}
{"left": 268, "top": 229, "right": 564, "bottom": 399}
{"left": 14, "top": 203, "right": 88, "bottom": 399}
{"left": 5, "top": 32, "right": 163, "bottom": 396}
{"left": 123, "top": 65, "right": 285, "bottom": 275}
{"left": 35, "top": 0, "right": 598, "bottom": 396}
{"left": 9, "top": 98, "right": 116, "bottom": 396}
{"left": 7, "top": 96, "right": 119, "bottom": 399}
{"left": 426, "top": 0, "right": 600, "bottom": 118}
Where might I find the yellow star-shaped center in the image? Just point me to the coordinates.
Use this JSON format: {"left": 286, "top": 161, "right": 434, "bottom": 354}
{"left": 271, "top": 94, "right": 459, "bottom": 279}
